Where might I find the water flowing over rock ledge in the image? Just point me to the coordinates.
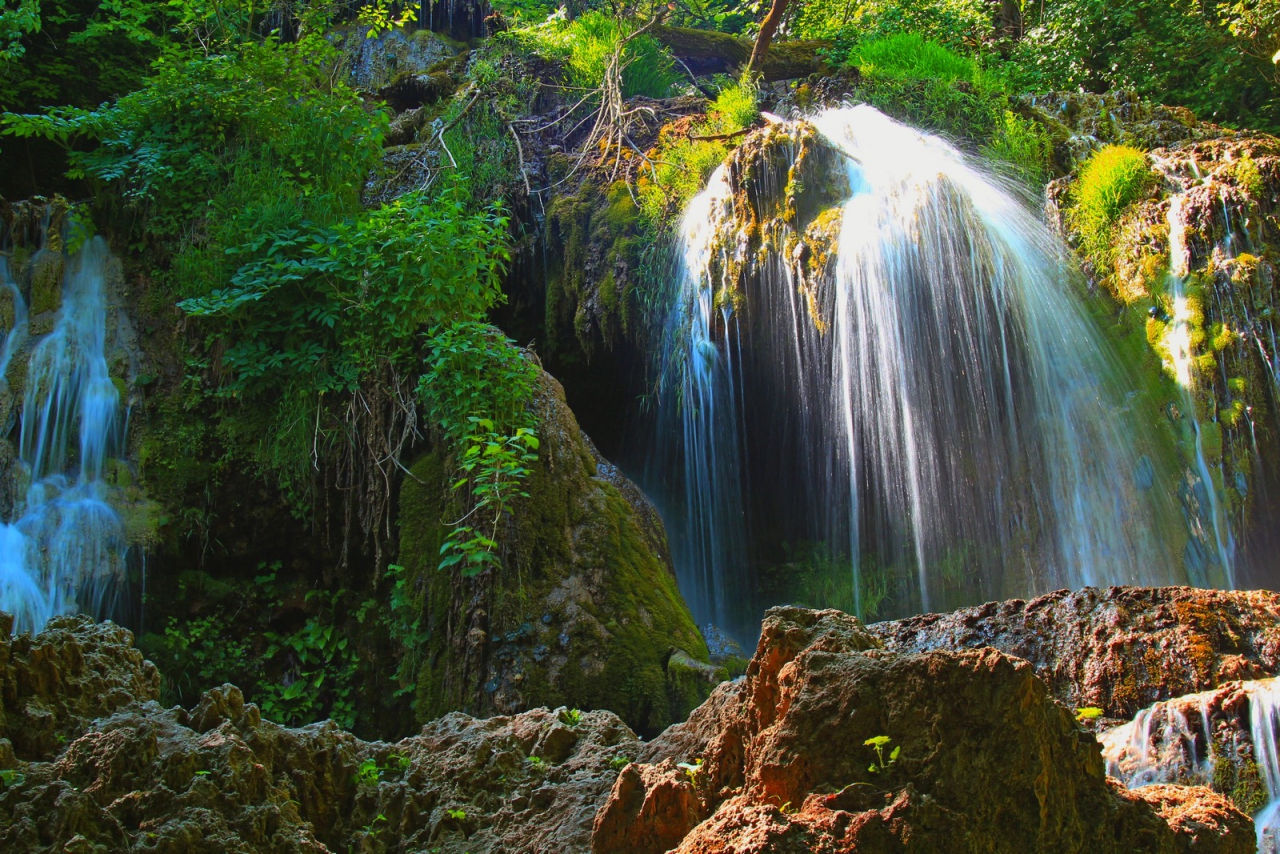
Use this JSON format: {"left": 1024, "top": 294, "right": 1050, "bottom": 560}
{"left": 4, "top": 585, "right": 1279, "bottom": 853}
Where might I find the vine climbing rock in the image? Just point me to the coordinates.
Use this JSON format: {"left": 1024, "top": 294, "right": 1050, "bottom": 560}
{"left": 398, "top": 369, "right": 719, "bottom": 736}
{"left": 595, "top": 606, "right": 1256, "bottom": 854}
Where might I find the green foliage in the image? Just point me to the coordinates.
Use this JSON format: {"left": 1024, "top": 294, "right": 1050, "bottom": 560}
{"left": 0, "top": 768, "right": 26, "bottom": 790}
{"left": 183, "top": 190, "right": 509, "bottom": 395}
{"left": 1075, "top": 706, "right": 1104, "bottom": 722}
{"left": 830, "top": 36, "right": 1009, "bottom": 147}
{"left": 794, "top": 0, "right": 995, "bottom": 64}
{"left": 1067, "top": 145, "right": 1155, "bottom": 267}
{"left": 356, "top": 757, "right": 381, "bottom": 786}
{"left": 609, "top": 755, "right": 632, "bottom": 771}
{"left": 677, "top": 758, "right": 704, "bottom": 785}
{"left": 526, "top": 755, "right": 547, "bottom": 770}
{"left": 981, "top": 110, "right": 1052, "bottom": 186}
{"left": 4, "top": 34, "right": 381, "bottom": 243}
{"left": 358, "top": 0, "right": 418, "bottom": 37}
{"left": 1010, "top": 0, "right": 1280, "bottom": 131}
{"left": 509, "top": 11, "right": 680, "bottom": 98}
{"left": 0, "top": 0, "right": 40, "bottom": 62}
{"left": 445, "top": 807, "right": 468, "bottom": 821}
{"left": 559, "top": 707, "right": 583, "bottom": 726}
{"left": 637, "top": 78, "right": 758, "bottom": 226}
{"left": 865, "top": 735, "right": 900, "bottom": 774}
{"left": 420, "top": 322, "right": 540, "bottom": 576}
{"left": 851, "top": 32, "right": 982, "bottom": 83}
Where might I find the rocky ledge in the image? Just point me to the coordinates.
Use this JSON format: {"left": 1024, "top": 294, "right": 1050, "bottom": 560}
{"left": 3, "top": 586, "right": 1278, "bottom": 853}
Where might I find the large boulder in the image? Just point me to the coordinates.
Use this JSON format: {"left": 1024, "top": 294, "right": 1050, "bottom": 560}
{"left": 594, "top": 606, "right": 1255, "bottom": 854}
{"left": 399, "top": 370, "right": 717, "bottom": 736}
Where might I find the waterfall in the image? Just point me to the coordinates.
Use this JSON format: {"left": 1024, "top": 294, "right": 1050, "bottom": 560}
{"left": 658, "top": 105, "right": 1190, "bottom": 638}
{"left": 1101, "top": 680, "right": 1280, "bottom": 853}
{"left": 0, "top": 234, "right": 129, "bottom": 634}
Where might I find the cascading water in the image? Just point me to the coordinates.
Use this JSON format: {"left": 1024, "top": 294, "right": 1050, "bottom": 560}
{"left": 0, "top": 233, "right": 129, "bottom": 634}
{"left": 1101, "top": 680, "right": 1280, "bottom": 853}
{"left": 658, "top": 105, "right": 1193, "bottom": 639}
{"left": 1162, "top": 191, "right": 1237, "bottom": 585}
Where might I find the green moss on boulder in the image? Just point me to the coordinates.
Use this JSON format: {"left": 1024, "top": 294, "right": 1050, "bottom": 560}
{"left": 399, "top": 369, "right": 713, "bottom": 735}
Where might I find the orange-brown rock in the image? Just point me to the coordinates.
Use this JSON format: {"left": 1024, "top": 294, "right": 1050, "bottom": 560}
{"left": 868, "top": 586, "right": 1280, "bottom": 719}
{"left": 595, "top": 605, "right": 1255, "bottom": 854}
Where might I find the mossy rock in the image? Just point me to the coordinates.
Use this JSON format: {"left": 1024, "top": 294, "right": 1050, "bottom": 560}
{"left": 399, "top": 369, "right": 714, "bottom": 736}
{"left": 28, "top": 250, "right": 63, "bottom": 316}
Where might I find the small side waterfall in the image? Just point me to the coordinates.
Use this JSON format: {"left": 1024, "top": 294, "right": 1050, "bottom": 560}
{"left": 657, "top": 105, "right": 1191, "bottom": 638}
{"left": 1101, "top": 680, "right": 1280, "bottom": 853}
{"left": 1162, "top": 192, "right": 1237, "bottom": 585}
{"left": 0, "top": 233, "right": 129, "bottom": 634}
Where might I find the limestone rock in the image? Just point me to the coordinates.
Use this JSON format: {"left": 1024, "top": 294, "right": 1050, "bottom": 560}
{"left": 399, "top": 370, "right": 715, "bottom": 736}
{"left": 594, "top": 605, "right": 1254, "bottom": 854}
{"left": 868, "top": 586, "right": 1280, "bottom": 718}
{"left": 0, "top": 613, "right": 159, "bottom": 761}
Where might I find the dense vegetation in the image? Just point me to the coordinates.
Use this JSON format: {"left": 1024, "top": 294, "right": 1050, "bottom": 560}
{"left": 0, "top": 0, "right": 1276, "bottom": 731}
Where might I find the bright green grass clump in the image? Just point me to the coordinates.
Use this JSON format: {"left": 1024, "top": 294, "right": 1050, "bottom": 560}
{"left": 563, "top": 12, "right": 679, "bottom": 99}
{"left": 1068, "top": 145, "right": 1155, "bottom": 265}
{"left": 852, "top": 32, "right": 980, "bottom": 84}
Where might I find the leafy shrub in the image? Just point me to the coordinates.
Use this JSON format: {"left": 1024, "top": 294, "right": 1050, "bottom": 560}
{"left": 1010, "top": 0, "right": 1280, "bottom": 131}
{"left": 1067, "top": 145, "right": 1155, "bottom": 266}
{"left": 509, "top": 11, "right": 680, "bottom": 99}
{"left": 794, "top": 0, "right": 995, "bottom": 64}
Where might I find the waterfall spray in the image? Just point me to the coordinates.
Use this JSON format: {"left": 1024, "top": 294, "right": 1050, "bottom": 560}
{"left": 659, "top": 105, "right": 1191, "bottom": 637}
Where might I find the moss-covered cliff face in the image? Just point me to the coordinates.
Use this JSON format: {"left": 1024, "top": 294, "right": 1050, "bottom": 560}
{"left": 1031, "top": 95, "right": 1280, "bottom": 578}
{"left": 401, "top": 369, "right": 716, "bottom": 737}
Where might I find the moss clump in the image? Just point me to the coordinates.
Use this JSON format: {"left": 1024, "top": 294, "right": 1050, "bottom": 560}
{"left": 28, "top": 250, "right": 64, "bottom": 316}
{"left": 1067, "top": 145, "right": 1156, "bottom": 267}
{"left": 1212, "top": 736, "right": 1269, "bottom": 815}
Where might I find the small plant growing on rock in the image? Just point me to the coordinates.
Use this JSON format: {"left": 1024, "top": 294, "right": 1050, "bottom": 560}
{"left": 355, "top": 757, "right": 381, "bottom": 786}
{"left": 678, "top": 758, "right": 704, "bottom": 786}
{"left": 559, "top": 708, "right": 583, "bottom": 726}
{"left": 527, "top": 755, "right": 546, "bottom": 771}
{"left": 445, "top": 807, "right": 467, "bottom": 822}
{"left": 609, "top": 755, "right": 631, "bottom": 772}
{"left": 865, "top": 736, "right": 900, "bottom": 775}
{"left": 360, "top": 813, "right": 388, "bottom": 837}
{"left": 1075, "top": 707, "right": 1104, "bottom": 723}
{"left": 0, "top": 769, "right": 25, "bottom": 790}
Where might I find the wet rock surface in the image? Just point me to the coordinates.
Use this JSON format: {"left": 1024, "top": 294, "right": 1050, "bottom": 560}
{"left": 599, "top": 605, "right": 1255, "bottom": 853}
{"left": 868, "top": 586, "right": 1280, "bottom": 719}
{"left": 2, "top": 596, "right": 1271, "bottom": 853}
{"left": 0, "top": 613, "right": 160, "bottom": 761}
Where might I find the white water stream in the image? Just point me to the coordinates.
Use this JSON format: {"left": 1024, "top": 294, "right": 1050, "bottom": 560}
{"left": 1102, "top": 679, "right": 1280, "bottom": 853}
{"left": 0, "top": 234, "right": 128, "bottom": 634}
{"left": 660, "top": 105, "right": 1191, "bottom": 636}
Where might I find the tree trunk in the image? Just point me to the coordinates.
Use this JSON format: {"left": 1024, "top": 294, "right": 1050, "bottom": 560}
{"left": 747, "top": 0, "right": 791, "bottom": 77}
{"left": 649, "top": 24, "right": 828, "bottom": 82}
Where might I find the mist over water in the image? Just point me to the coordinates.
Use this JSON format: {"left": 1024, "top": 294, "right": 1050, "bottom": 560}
{"left": 657, "top": 105, "right": 1198, "bottom": 641}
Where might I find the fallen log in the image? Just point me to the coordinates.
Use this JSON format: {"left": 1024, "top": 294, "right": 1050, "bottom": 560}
{"left": 649, "top": 24, "right": 830, "bottom": 82}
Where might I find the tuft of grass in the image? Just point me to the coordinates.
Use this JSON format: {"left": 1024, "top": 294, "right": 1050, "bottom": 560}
{"left": 852, "top": 33, "right": 980, "bottom": 84}
{"left": 562, "top": 12, "right": 679, "bottom": 99}
{"left": 981, "top": 110, "right": 1052, "bottom": 187}
{"left": 1067, "top": 145, "right": 1155, "bottom": 266}
{"left": 636, "top": 79, "right": 758, "bottom": 226}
